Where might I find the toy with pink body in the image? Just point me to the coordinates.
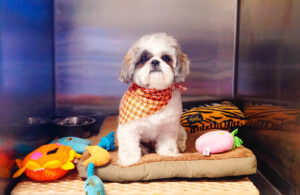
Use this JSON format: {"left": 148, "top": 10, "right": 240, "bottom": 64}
{"left": 195, "top": 129, "right": 243, "bottom": 155}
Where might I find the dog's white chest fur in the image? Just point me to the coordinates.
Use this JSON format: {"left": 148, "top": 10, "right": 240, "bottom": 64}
{"left": 117, "top": 89, "right": 187, "bottom": 166}
{"left": 133, "top": 89, "right": 182, "bottom": 141}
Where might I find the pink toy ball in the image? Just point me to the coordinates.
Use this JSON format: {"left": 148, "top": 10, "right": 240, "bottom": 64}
{"left": 195, "top": 130, "right": 239, "bottom": 155}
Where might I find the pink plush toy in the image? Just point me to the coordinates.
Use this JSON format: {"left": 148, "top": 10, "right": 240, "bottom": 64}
{"left": 195, "top": 129, "right": 243, "bottom": 156}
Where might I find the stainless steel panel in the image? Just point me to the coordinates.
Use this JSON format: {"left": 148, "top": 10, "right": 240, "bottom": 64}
{"left": 55, "top": 0, "right": 237, "bottom": 115}
{"left": 237, "top": 0, "right": 300, "bottom": 105}
{"left": 0, "top": 0, "right": 54, "bottom": 131}
{"left": 237, "top": 1, "right": 300, "bottom": 193}
{"left": 0, "top": 1, "right": 54, "bottom": 192}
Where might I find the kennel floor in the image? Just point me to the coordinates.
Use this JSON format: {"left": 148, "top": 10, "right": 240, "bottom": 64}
{"left": 11, "top": 169, "right": 259, "bottom": 195}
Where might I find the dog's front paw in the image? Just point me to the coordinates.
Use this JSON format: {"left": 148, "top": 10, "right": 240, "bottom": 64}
{"left": 177, "top": 141, "right": 186, "bottom": 153}
{"left": 177, "top": 134, "right": 187, "bottom": 153}
{"left": 156, "top": 142, "right": 179, "bottom": 157}
{"left": 157, "top": 147, "right": 179, "bottom": 156}
{"left": 118, "top": 153, "right": 141, "bottom": 166}
{"left": 177, "top": 126, "right": 187, "bottom": 153}
{"left": 118, "top": 146, "right": 141, "bottom": 166}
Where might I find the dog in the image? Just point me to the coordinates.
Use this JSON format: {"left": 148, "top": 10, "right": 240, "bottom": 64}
{"left": 117, "top": 33, "right": 190, "bottom": 166}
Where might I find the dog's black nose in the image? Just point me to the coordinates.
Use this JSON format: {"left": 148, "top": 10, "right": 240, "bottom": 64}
{"left": 151, "top": 60, "right": 160, "bottom": 67}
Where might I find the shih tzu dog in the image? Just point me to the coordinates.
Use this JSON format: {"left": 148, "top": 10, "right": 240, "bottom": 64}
{"left": 117, "top": 33, "right": 190, "bottom": 166}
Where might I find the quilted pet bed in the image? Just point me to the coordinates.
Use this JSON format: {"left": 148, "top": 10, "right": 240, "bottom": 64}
{"left": 77, "top": 115, "right": 257, "bottom": 182}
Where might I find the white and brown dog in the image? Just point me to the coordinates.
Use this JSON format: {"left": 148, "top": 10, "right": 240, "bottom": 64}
{"left": 117, "top": 33, "right": 190, "bottom": 166}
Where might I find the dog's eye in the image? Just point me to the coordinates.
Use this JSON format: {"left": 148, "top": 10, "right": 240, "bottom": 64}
{"left": 162, "top": 55, "right": 171, "bottom": 62}
{"left": 140, "top": 55, "right": 148, "bottom": 63}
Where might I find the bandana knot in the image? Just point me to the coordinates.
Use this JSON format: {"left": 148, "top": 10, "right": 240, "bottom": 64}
{"left": 119, "top": 83, "right": 185, "bottom": 124}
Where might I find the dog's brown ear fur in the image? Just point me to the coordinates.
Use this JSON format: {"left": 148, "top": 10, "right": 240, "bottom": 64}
{"left": 118, "top": 50, "right": 135, "bottom": 83}
{"left": 174, "top": 47, "right": 190, "bottom": 82}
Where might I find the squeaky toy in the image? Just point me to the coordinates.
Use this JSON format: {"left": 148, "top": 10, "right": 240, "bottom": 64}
{"left": 195, "top": 129, "right": 243, "bottom": 156}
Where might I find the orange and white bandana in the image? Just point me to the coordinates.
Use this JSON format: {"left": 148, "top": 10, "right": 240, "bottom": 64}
{"left": 119, "top": 83, "right": 186, "bottom": 124}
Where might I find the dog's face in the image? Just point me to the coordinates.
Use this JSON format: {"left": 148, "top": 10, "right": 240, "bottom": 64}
{"left": 119, "top": 33, "right": 190, "bottom": 89}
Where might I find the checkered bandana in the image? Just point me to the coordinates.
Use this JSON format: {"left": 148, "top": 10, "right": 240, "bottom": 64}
{"left": 119, "top": 83, "right": 186, "bottom": 124}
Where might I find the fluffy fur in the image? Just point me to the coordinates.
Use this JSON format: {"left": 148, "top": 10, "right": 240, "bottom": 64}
{"left": 117, "top": 33, "right": 190, "bottom": 166}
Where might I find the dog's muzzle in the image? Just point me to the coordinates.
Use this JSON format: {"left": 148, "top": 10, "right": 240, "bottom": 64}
{"left": 150, "top": 60, "right": 162, "bottom": 73}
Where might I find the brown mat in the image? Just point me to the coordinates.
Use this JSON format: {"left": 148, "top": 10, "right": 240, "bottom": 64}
{"left": 80, "top": 115, "right": 254, "bottom": 166}
{"left": 77, "top": 115, "right": 257, "bottom": 181}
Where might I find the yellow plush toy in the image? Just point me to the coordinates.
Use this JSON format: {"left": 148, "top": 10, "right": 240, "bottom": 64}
{"left": 84, "top": 132, "right": 115, "bottom": 195}
{"left": 83, "top": 146, "right": 110, "bottom": 166}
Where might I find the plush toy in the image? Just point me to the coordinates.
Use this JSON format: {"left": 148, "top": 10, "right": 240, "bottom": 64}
{"left": 0, "top": 138, "right": 15, "bottom": 178}
{"left": 195, "top": 129, "right": 243, "bottom": 156}
{"left": 181, "top": 101, "right": 246, "bottom": 133}
{"left": 84, "top": 132, "right": 116, "bottom": 195}
{"left": 50, "top": 136, "right": 91, "bottom": 154}
{"left": 83, "top": 146, "right": 110, "bottom": 166}
{"left": 98, "top": 132, "right": 116, "bottom": 151}
{"left": 0, "top": 152, "right": 14, "bottom": 178}
{"left": 85, "top": 163, "right": 105, "bottom": 195}
{"left": 12, "top": 143, "right": 81, "bottom": 181}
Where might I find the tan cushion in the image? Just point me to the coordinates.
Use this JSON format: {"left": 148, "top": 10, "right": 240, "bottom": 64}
{"left": 77, "top": 115, "right": 257, "bottom": 182}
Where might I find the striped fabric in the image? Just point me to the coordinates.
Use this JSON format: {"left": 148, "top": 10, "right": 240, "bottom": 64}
{"left": 119, "top": 83, "right": 185, "bottom": 124}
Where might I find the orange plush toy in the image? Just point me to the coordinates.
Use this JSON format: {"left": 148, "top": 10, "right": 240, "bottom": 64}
{"left": 13, "top": 143, "right": 81, "bottom": 181}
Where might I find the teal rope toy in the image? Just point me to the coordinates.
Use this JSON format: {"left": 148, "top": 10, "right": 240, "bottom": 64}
{"left": 84, "top": 132, "right": 115, "bottom": 195}
{"left": 85, "top": 163, "right": 105, "bottom": 195}
{"left": 98, "top": 132, "right": 116, "bottom": 151}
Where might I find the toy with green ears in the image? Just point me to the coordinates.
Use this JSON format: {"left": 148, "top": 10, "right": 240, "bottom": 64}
{"left": 84, "top": 132, "right": 115, "bottom": 195}
{"left": 231, "top": 129, "right": 243, "bottom": 149}
{"left": 195, "top": 128, "right": 243, "bottom": 155}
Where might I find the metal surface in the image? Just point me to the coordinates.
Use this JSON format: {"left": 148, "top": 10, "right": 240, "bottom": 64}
{"left": 237, "top": 0, "right": 300, "bottom": 106}
{"left": 249, "top": 171, "right": 281, "bottom": 195}
{"left": 53, "top": 116, "right": 96, "bottom": 127}
{"left": 0, "top": 1, "right": 54, "bottom": 193}
{"left": 237, "top": 0, "right": 300, "bottom": 193}
{"left": 55, "top": 0, "right": 237, "bottom": 115}
{"left": 52, "top": 116, "right": 96, "bottom": 138}
{"left": 0, "top": 0, "right": 55, "bottom": 133}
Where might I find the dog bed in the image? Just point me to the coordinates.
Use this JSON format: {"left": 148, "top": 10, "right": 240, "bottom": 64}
{"left": 11, "top": 170, "right": 259, "bottom": 195}
{"left": 77, "top": 115, "right": 257, "bottom": 182}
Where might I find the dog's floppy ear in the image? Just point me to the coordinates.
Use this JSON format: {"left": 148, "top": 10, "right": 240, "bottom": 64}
{"left": 174, "top": 47, "right": 190, "bottom": 82}
{"left": 118, "top": 47, "right": 137, "bottom": 83}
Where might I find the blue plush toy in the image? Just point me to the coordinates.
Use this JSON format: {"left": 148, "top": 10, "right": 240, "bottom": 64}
{"left": 50, "top": 136, "right": 91, "bottom": 154}
{"left": 85, "top": 132, "right": 115, "bottom": 195}
{"left": 98, "top": 132, "right": 115, "bottom": 151}
{"left": 85, "top": 164, "right": 105, "bottom": 195}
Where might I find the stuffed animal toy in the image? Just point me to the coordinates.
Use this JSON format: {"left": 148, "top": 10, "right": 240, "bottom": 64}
{"left": 12, "top": 143, "right": 81, "bottom": 181}
{"left": 50, "top": 136, "right": 91, "bottom": 154}
{"left": 84, "top": 132, "right": 116, "bottom": 195}
{"left": 98, "top": 132, "right": 115, "bottom": 151}
{"left": 195, "top": 129, "right": 243, "bottom": 156}
{"left": 0, "top": 138, "right": 15, "bottom": 178}
{"left": 83, "top": 146, "right": 110, "bottom": 166}
{"left": 181, "top": 101, "right": 246, "bottom": 133}
{"left": 85, "top": 164, "right": 106, "bottom": 195}
{"left": 0, "top": 152, "right": 14, "bottom": 178}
